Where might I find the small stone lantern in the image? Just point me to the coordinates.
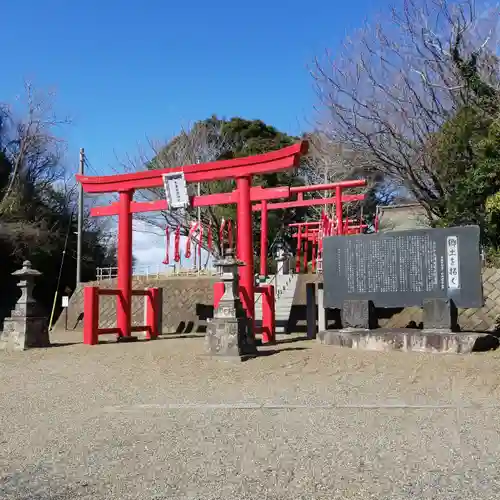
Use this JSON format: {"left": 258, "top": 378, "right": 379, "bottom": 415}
{"left": 274, "top": 241, "right": 292, "bottom": 297}
{"left": 0, "top": 261, "right": 50, "bottom": 351}
{"left": 205, "top": 249, "right": 257, "bottom": 360}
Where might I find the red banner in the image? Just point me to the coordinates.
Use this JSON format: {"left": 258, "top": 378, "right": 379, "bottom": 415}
{"left": 162, "top": 226, "right": 170, "bottom": 265}
{"left": 207, "top": 223, "right": 213, "bottom": 251}
{"left": 185, "top": 222, "right": 199, "bottom": 259}
{"left": 227, "top": 219, "right": 233, "bottom": 249}
{"left": 174, "top": 225, "right": 181, "bottom": 262}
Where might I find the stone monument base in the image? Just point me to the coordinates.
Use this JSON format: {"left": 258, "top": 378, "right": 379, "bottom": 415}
{"left": 317, "top": 328, "right": 492, "bottom": 354}
{"left": 0, "top": 316, "right": 50, "bottom": 351}
{"left": 205, "top": 317, "right": 257, "bottom": 362}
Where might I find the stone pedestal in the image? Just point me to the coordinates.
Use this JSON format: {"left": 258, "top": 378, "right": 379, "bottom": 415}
{"left": 205, "top": 250, "right": 257, "bottom": 361}
{"left": 341, "top": 300, "right": 377, "bottom": 330}
{"left": 422, "top": 298, "right": 459, "bottom": 333}
{"left": 0, "top": 261, "right": 50, "bottom": 351}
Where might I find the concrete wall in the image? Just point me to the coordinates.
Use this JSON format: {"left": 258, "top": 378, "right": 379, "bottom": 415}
{"left": 378, "top": 267, "right": 500, "bottom": 332}
{"left": 377, "top": 203, "right": 432, "bottom": 232}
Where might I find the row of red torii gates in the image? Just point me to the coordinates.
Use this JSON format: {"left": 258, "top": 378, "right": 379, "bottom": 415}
{"left": 77, "top": 140, "right": 367, "bottom": 345}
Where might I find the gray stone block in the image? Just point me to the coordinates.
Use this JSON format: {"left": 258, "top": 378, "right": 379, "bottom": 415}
{"left": 341, "top": 300, "right": 377, "bottom": 329}
{"left": 2, "top": 316, "right": 49, "bottom": 350}
{"left": 422, "top": 298, "right": 458, "bottom": 332}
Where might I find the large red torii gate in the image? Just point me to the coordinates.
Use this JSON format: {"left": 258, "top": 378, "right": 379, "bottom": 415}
{"left": 77, "top": 141, "right": 308, "bottom": 340}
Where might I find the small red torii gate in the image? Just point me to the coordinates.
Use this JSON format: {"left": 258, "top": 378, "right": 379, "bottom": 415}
{"left": 289, "top": 218, "right": 368, "bottom": 274}
{"left": 76, "top": 141, "right": 308, "bottom": 342}
{"left": 252, "top": 179, "right": 367, "bottom": 276}
{"left": 289, "top": 223, "right": 321, "bottom": 274}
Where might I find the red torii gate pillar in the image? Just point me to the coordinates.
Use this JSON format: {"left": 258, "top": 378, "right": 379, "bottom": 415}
{"left": 260, "top": 200, "right": 269, "bottom": 277}
{"left": 236, "top": 176, "right": 254, "bottom": 313}
{"left": 77, "top": 142, "right": 308, "bottom": 340}
{"left": 118, "top": 190, "right": 134, "bottom": 337}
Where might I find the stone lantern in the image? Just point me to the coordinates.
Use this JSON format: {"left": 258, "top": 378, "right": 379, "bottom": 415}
{"left": 205, "top": 249, "right": 257, "bottom": 360}
{"left": 274, "top": 241, "right": 292, "bottom": 297}
{"left": 0, "top": 261, "right": 50, "bottom": 351}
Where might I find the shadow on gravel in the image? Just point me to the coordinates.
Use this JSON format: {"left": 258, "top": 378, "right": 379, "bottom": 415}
{"left": 94, "top": 333, "right": 205, "bottom": 345}
{"left": 275, "top": 336, "right": 309, "bottom": 345}
{"left": 46, "top": 341, "right": 81, "bottom": 348}
{"left": 254, "top": 346, "right": 310, "bottom": 359}
{"left": 159, "top": 333, "right": 205, "bottom": 340}
{"left": 472, "top": 333, "right": 500, "bottom": 352}
{"left": 255, "top": 336, "right": 309, "bottom": 347}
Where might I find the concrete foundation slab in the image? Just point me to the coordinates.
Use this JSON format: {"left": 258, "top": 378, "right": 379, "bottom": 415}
{"left": 317, "top": 328, "right": 497, "bottom": 354}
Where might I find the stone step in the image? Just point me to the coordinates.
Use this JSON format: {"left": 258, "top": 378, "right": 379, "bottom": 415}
{"left": 253, "top": 274, "right": 298, "bottom": 331}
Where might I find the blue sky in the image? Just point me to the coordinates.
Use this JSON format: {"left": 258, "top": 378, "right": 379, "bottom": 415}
{"left": 2, "top": 0, "right": 382, "bottom": 175}
{"left": 2, "top": 0, "right": 384, "bottom": 267}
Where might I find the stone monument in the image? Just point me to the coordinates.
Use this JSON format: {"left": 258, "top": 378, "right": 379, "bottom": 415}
{"left": 0, "top": 261, "right": 50, "bottom": 351}
{"left": 318, "top": 226, "right": 488, "bottom": 354}
{"left": 205, "top": 249, "right": 257, "bottom": 361}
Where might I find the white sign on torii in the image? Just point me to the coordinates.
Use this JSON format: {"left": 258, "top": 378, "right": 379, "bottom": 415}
{"left": 162, "top": 172, "right": 190, "bottom": 210}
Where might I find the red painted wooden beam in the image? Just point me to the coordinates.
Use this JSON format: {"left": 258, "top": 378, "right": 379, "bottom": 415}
{"left": 92, "top": 193, "right": 234, "bottom": 217}
{"left": 91, "top": 185, "right": 291, "bottom": 217}
{"left": 252, "top": 193, "right": 365, "bottom": 211}
{"left": 77, "top": 142, "right": 308, "bottom": 194}
{"left": 249, "top": 185, "right": 290, "bottom": 201}
{"left": 289, "top": 180, "right": 366, "bottom": 194}
{"left": 292, "top": 230, "right": 320, "bottom": 235}
{"left": 290, "top": 225, "right": 368, "bottom": 236}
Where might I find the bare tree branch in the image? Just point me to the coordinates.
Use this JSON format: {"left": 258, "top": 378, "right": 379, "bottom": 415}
{"left": 116, "top": 120, "right": 235, "bottom": 258}
{"left": 311, "top": 0, "right": 500, "bottom": 220}
{"left": 0, "top": 82, "right": 74, "bottom": 248}
{"left": 299, "top": 131, "right": 376, "bottom": 219}
{"left": 1, "top": 81, "right": 70, "bottom": 208}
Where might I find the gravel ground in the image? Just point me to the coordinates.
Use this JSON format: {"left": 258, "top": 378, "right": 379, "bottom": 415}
{"left": 1, "top": 330, "right": 500, "bottom": 499}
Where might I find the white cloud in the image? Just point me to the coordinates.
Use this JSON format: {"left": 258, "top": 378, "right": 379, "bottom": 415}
{"left": 131, "top": 220, "right": 214, "bottom": 272}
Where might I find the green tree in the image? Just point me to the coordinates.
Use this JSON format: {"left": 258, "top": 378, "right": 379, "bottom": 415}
{"left": 433, "top": 108, "right": 500, "bottom": 226}
{"left": 140, "top": 117, "right": 308, "bottom": 269}
{"left": 429, "top": 34, "right": 500, "bottom": 251}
